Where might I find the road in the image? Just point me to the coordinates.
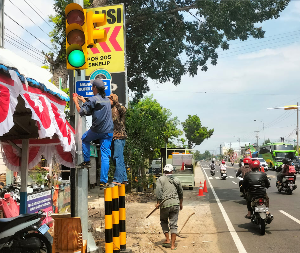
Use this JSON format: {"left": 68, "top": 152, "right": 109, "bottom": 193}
{"left": 200, "top": 161, "right": 300, "bottom": 253}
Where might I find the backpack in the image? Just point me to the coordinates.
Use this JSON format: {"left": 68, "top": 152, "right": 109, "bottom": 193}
{"left": 288, "top": 166, "right": 296, "bottom": 174}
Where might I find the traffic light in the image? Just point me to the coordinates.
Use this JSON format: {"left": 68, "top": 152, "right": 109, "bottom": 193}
{"left": 86, "top": 11, "right": 107, "bottom": 47}
{"left": 65, "top": 3, "right": 88, "bottom": 70}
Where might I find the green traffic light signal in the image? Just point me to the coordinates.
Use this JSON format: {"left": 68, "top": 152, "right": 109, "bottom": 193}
{"left": 68, "top": 49, "right": 85, "bottom": 68}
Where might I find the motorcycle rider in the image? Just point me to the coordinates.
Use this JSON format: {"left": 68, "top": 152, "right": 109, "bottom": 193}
{"left": 236, "top": 157, "right": 252, "bottom": 196}
{"left": 243, "top": 160, "right": 273, "bottom": 222}
{"left": 277, "top": 158, "right": 296, "bottom": 185}
{"left": 220, "top": 160, "right": 227, "bottom": 176}
{"left": 210, "top": 160, "right": 216, "bottom": 175}
{"left": 239, "top": 158, "right": 244, "bottom": 168}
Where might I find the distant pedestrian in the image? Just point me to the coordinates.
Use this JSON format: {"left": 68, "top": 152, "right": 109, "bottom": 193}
{"left": 73, "top": 79, "right": 114, "bottom": 189}
{"left": 155, "top": 164, "right": 183, "bottom": 250}
{"left": 109, "top": 94, "right": 128, "bottom": 185}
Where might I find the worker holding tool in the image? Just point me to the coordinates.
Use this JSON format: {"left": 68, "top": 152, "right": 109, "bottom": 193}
{"left": 155, "top": 164, "right": 183, "bottom": 250}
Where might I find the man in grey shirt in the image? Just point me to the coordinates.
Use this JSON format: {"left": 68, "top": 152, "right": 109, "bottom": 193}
{"left": 155, "top": 164, "right": 183, "bottom": 250}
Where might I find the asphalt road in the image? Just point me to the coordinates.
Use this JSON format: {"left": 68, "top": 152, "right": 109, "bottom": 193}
{"left": 200, "top": 161, "right": 300, "bottom": 253}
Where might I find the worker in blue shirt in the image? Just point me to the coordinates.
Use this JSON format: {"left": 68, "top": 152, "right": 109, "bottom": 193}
{"left": 73, "top": 79, "right": 114, "bottom": 188}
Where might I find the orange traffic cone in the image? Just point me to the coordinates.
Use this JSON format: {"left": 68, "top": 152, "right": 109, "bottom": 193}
{"left": 197, "top": 182, "right": 205, "bottom": 196}
{"left": 203, "top": 180, "right": 208, "bottom": 193}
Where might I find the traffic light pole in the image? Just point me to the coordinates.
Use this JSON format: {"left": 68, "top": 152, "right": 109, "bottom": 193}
{"left": 73, "top": 0, "right": 88, "bottom": 247}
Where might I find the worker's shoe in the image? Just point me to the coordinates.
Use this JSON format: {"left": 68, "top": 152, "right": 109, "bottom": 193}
{"left": 99, "top": 182, "right": 113, "bottom": 190}
{"left": 77, "top": 161, "right": 91, "bottom": 168}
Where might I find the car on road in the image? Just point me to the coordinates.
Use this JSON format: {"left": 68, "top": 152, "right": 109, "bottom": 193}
{"left": 251, "top": 157, "right": 268, "bottom": 171}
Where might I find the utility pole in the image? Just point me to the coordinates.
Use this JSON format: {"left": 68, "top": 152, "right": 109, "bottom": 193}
{"left": 297, "top": 102, "right": 299, "bottom": 154}
{"left": 0, "top": 0, "right": 4, "bottom": 48}
{"left": 220, "top": 144, "right": 222, "bottom": 156}
{"left": 255, "top": 131, "right": 259, "bottom": 147}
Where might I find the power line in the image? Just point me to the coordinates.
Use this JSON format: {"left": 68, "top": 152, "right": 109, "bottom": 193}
{"left": 150, "top": 90, "right": 294, "bottom": 96}
{"left": 8, "top": 0, "right": 51, "bottom": 37}
{"left": 5, "top": 33, "right": 44, "bottom": 57}
{"left": 219, "top": 33, "right": 300, "bottom": 57}
{"left": 4, "top": 12, "right": 55, "bottom": 53}
{"left": 23, "top": 0, "right": 54, "bottom": 29}
{"left": 4, "top": 27, "right": 43, "bottom": 55}
{"left": 4, "top": 38, "right": 44, "bottom": 63}
{"left": 219, "top": 39, "right": 300, "bottom": 59}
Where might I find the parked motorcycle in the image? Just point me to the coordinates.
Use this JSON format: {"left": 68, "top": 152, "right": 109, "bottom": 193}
{"left": 248, "top": 194, "right": 273, "bottom": 235}
{"left": 220, "top": 165, "right": 227, "bottom": 180}
{"left": 0, "top": 210, "right": 51, "bottom": 252}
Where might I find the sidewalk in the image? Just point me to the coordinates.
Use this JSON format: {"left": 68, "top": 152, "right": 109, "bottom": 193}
{"left": 87, "top": 165, "right": 221, "bottom": 253}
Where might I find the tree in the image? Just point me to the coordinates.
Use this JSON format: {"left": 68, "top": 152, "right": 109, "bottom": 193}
{"left": 48, "top": 0, "right": 289, "bottom": 95}
{"left": 263, "top": 138, "right": 271, "bottom": 145}
{"left": 194, "top": 150, "right": 201, "bottom": 160}
{"left": 182, "top": 115, "right": 214, "bottom": 148}
{"left": 124, "top": 96, "right": 182, "bottom": 178}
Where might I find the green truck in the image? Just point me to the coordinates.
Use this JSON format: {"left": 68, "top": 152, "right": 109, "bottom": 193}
{"left": 258, "top": 142, "right": 297, "bottom": 170}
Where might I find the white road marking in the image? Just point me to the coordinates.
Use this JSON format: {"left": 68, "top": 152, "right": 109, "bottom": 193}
{"left": 279, "top": 210, "right": 300, "bottom": 225}
{"left": 215, "top": 177, "right": 220, "bottom": 179}
{"left": 229, "top": 176, "right": 234, "bottom": 179}
{"left": 232, "top": 181, "right": 237, "bottom": 184}
{"left": 202, "top": 166, "right": 247, "bottom": 253}
{"left": 208, "top": 177, "right": 213, "bottom": 180}
{"left": 204, "top": 168, "right": 210, "bottom": 170}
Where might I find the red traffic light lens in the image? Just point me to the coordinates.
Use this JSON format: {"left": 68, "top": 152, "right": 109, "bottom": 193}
{"left": 67, "top": 9, "right": 85, "bottom": 25}
{"left": 67, "top": 29, "right": 85, "bottom": 46}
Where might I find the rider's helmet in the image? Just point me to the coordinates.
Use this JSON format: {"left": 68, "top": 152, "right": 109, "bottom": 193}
{"left": 251, "top": 160, "right": 260, "bottom": 170}
{"left": 222, "top": 160, "right": 225, "bottom": 164}
{"left": 212, "top": 160, "right": 215, "bottom": 164}
{"left": 243, "top": 157, "right": 251, "bottom": 164}
{"left": 282, "top": 158, "right": 291, "bottom": 165}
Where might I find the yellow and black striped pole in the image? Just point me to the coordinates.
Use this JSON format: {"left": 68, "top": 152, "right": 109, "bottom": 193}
{"left": 119, "top": 184, "right": 126, "bottom": 250}
{"left": 112, "top": 185, "right": 120, "bottom": 253}
{"left": 105, "top": 187, "right": 113, "bottom": 253}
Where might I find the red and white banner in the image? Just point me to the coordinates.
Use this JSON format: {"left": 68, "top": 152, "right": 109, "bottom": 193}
{"left": 0, "top": 69, "right": 75, "bottom": 170}
{"left": 0, "top": 70, "right": 75, "bottom": 153}
{"left": 1, "top": 139, "right": 75, "bottom": 172}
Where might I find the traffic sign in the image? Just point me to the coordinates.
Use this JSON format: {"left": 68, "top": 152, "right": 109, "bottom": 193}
{"left": 76, "top": 80, "right": 111, "bottom": 97}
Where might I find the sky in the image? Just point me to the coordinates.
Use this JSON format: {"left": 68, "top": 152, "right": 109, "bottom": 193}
{"left": 2, "top": 0, "right": 300, "bottom": 155}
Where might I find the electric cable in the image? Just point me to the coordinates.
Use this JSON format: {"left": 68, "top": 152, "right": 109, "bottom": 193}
{"left": 5, "top": 33, "right": 44, "bottom": 57}
{"left": 8, "top": 0, "right": 51, "bottom": 37}
{"left": 220, "top": 31, "right": 300, "bottom": 55}
{"left": 23, "top": 0, "right": 54, "bottom": 29}
{"left": 5, "top": 27, "right": 39, "bottom": 50}
{"left": 4, "top": 12, "right": 55, "bottom": 53}
{"left": 4, "top": 38, "right": 44, "bottom": 63}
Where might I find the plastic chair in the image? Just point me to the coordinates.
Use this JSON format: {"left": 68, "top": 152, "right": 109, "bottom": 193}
{"left": 52, "top": 217, "right": 87, "bottom": 253}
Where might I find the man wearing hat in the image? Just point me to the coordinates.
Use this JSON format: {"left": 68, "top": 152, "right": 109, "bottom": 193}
{"left": 73, "top": 79, "right": 114, "bottom": 188}
{"left": 155, "top": 164, "right": 183, "bottom": 250}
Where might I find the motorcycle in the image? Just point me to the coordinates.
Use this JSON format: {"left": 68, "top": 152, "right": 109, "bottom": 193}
{"left": 220, "top": 165, "right": 227, "bottom": 180}
{"left": 276, "top": 162, "right": 297, "bottom": 195}
{"left": 276, "top": 175, "right": 297, "bottom": 195}
{"left": 237, "top": 177, "right": 246, "bottom": 198}
{"left": 0, "top": 210, "right": 52, "bottom": 252}
{"left": 249, "top": 194, "right": 273, "bottom": 235}
{"left": 210, "top": 164, "right": 216, "bottom": 176}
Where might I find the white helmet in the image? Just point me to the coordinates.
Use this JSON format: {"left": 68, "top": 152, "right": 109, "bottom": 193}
{"left": 163, "top": 164, "right": 173, "bottom": 172}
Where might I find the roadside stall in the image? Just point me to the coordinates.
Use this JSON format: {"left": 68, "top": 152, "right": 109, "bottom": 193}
{"left": 0, "top": 47, "right": 75, "bottom": 215}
